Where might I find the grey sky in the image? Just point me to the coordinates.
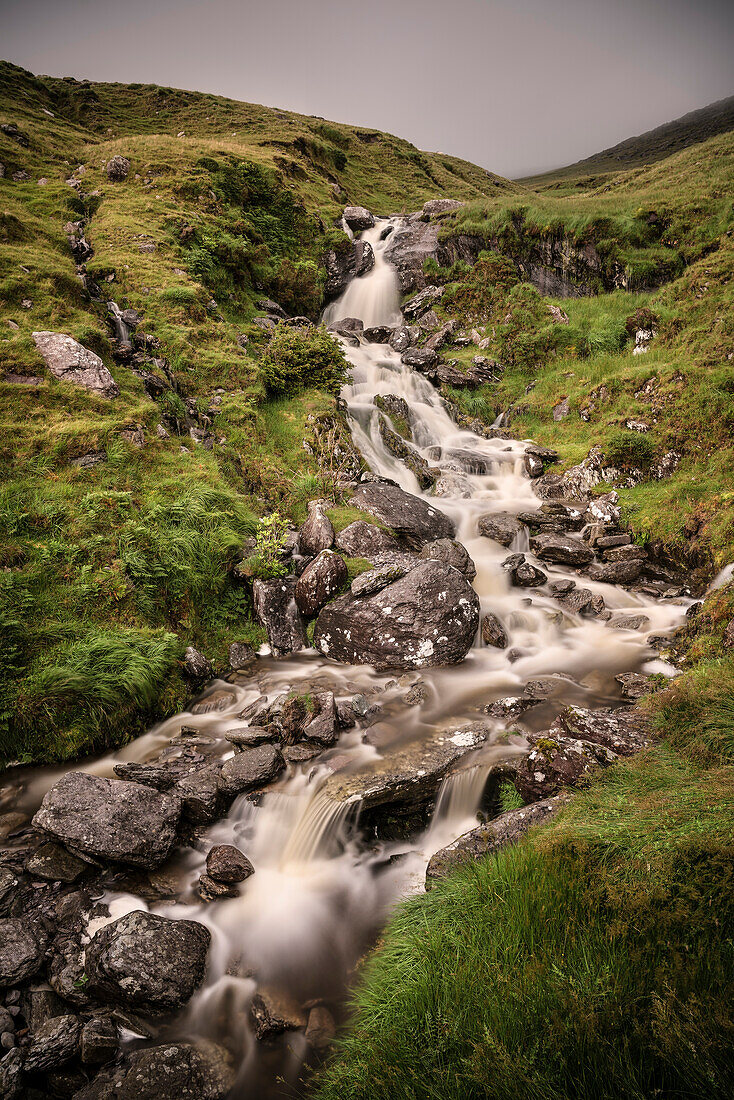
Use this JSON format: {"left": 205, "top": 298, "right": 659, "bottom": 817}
{"left": 2, "top": 0, "right": 732, "bottom": 177}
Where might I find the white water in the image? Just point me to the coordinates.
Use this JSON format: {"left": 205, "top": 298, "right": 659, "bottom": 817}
{"left": 4, "top": 216, "right": 691, "bottom": 1098}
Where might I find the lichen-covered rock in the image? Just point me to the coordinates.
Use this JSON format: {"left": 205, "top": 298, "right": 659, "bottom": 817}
{"left": 351, "top": 562, "right": 408, "bottom": 598}
{"left": 378, "top": 417, "right": 438, "bottom": 489}
{"left": 556, "top": 705, "right": 654, "bottom": 755}
{"left": 252, "top": 576, "right": 307, "bottom": 656}
{"left": 422, "top": 198, "right": 465, "bottom": 218}
{"left": 334, "top": 519, "right": 400, "bottom": 558}
{"left": 481, "top": 612, "right": 508, "bottom": 648}
{"left": 0, "top": 919, "right": 45, "bottom": 986}
{"left": 586, "top": 559, "right": 643, "bottom": 584}
{"left": 33, "top": 773, "right": 181, "bottom": 868}
{"left": 24, "top": 1014, "right": 81, "bottom": 1072}
{"left": 502, "top": 553, "right": 547, "bottom": 588}
{"left": 105, "top": 155, "right": 130, "bottom": 181}
{"left": 426, "top": 796, "right": 564, "bottom": 887}
{"left": 80, "top": 1015, "right": 119, "bottom": 1065}
{"left": 298, "top": 499, "right": 335, "bottom": 556}
{"left": 509, "top": 731, "right": 618, "bottom": 802}
{"left": 32, "top": 331, "right": 119, "bottom": 397}
{"left": 314, "top": 559, "right": 479, "bottom": 670}
{"left": 25, "top": 841, "right": 88, "bottom": 882}
{"left": 73, "top": 1040, "right": 235, "bottom": 1100}
{"left": 85, "top": 910, "right": 210, "bottom": 1011}
{"left": 383, "top": 216, "right": 440, "bottom": 293}
{"left": 419, "top": 538, "right": 476, "bottom": 579}
{"left": 351, "top": 481, "right": 454, "bottom": 548}
{"left": 294, "top": 549, "right": 347, "bottom": 616}
{"left": 343, "top": 205, "right": 374, "bottom": 231}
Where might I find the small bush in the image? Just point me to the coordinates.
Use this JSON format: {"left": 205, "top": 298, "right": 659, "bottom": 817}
{"left": 259, "top": 325, "right": 348, "bottom": 397}
{"left": 243, "top": 512, "right": 289, "bottom": 580}
{"left": 605, "top": 430, "right": 656, "bottom": 471}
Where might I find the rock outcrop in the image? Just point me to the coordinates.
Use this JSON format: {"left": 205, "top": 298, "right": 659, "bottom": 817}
{"left": 32, "top": 332, "right": 119, "bottom": 398}
{"left": 351, "top": 481, "right": 454, "bottom": 548}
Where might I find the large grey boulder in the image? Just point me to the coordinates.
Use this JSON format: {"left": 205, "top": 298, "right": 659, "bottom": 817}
{"left": 33, "top": 773, "right": 181, "bottom": 868}
{"left": 343, "top": 205, "right": 374, "bottom": 231}
{"left": 351, "top": 481, "right": 454, "bottom": 548}
{"left": 218, "top": 743, "right": 285, "bottom": 794}
{"left": 335, "top": 519, "right": 400, "bottom": 559}
{"left": 294, "top": 549, "right": 347, "bottom": 616}
{"left": 298, "top": 499, "right": 335, "bottom": 556}
{"left": 32, "top": 332, "right": 119, "bottom": 397}
{"left": 419, "top": 538, "right": 476, "bottom": 579}
{"left": 478, "top": 511, "right": 524, "bottom": 547}
{"left": 73, "top": 1040, "right": 235, "bottom": 1100}
{"left": 252, "top": 576, "right": 307, "bottom": 656}
{"left": 314, "top": 559, "right": 479, "bottom": 670}
{"left": 85, "top": 910, "right": 210, "bottom": 1011}
{"left": 530, "top": 532, "right": 595, "bottom": 566}
{"left": 426, "top": 796, "right": 564, "bottom": 887}
{"left": 383, "top": 216, "right": 440, "bottom": 293}
{"left": 0, "top": 919, "right": 45, "bottom": 986}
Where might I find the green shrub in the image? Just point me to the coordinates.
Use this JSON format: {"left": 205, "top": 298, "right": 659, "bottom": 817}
{"left": 242, "top": 512, "right": 289, "bottom": 580}
{"left": 259, "top": 325, "right": 348, "bottom": 397}
{"left": 605, "top": 430, "right": 656, "bottom": 471}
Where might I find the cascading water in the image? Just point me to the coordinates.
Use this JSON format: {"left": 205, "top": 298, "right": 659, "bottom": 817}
{"left": 2, "top": 215, "right": 690, "bottom": 1098}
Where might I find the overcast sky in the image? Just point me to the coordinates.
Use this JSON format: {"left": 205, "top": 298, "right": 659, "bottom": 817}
{"left": 2, "top": 0, "right": 732, "bottom": 177}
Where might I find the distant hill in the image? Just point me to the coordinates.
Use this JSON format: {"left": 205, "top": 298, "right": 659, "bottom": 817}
{"left": 522, "top": 95, "right": 734, "bottom": 190}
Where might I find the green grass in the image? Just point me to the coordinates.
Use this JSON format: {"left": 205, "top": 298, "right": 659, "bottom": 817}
{"left": 317, "top": 677, "right": 734, "bottom": 1100}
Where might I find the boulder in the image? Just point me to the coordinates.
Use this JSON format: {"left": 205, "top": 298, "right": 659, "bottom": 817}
{"left": 32, "top": 332, "right": 119, "bottom": 397}
{"left": 374, "top": 393, "right": 412, "bottom": 432}
{"left": 324, "top": 246, "right": 359, "bottom": 300}
{"left": 0, "top": 919, "right": 45, "bottom": 986}
{"left": 85, "top": 910, "right": 210, "bottom": 1011}
{"left": 73, "top": 1040, "right": 235, "bottom": 1100}
{"left": 343, "top": 206, "right": 374, "bottom": 231}
{"left": 305, "top": 1005, "right": 336, "bottom": 1051}
{"left": 33, "top": 773, "right": 181, "bottom": 868}
{"left": 422, "top": 198, "right": 465, "bottom": 218}
{"left": 419, "top": 538, "right": 476, "bottom": 579}
{"left": 378, "top": 418, "right": 437, "bottom": 489}
{"left": 388, "top": 325, "right": 417, "bottom": 353}
{"left": 586, "top": 560, "right": 643, "bottom": 584}
{"left": 314, "top": 559, "right": 480, "bottom": 670}
{"left": 354, "top": 239, "right": 374, "bottom": 276}
{"left": 106, "top": 155, "right": 130, "bottom": 181}
{"left": 218, "top": 743, "right": 285, "bottom": 794}
{"left": 252, "top": 576, "right": 307, "bottom": 657}
{"left": 402, "top": 285, "right": 444, "bottom": 319}
{"left": 383, "top": 216, "right": 440, "bottom": 292}
{"left": 478, "top": 511, "right": 524, "bottom": 547}
{"left": 24, "top": 1014, "right": 81, "bottom": 1073}
{"left": 426, "top": 796, "right": 563, "bottom": 887}
{"left": 206, "top": 844, "right": 254, "bottom": 883}
{"left": 481, "top": 613, "right": 508, "bottom": 648}
{"left": 334, "top": 520, "right": 399, "bottom": 561}
{"left": 363, "top": 325, "right": 392, "bottom": 343}
{"left": 530, "top": 532, "right": 595, "bottom": 566}
{"left": 351, "top": 481, "right": 454, "bottom": 548}
{"left": 502, "top": 554, "right": 547, "bottom": 588}
{"left": 228, "top": 641, "right": 255, "bottom": 670}
{"left": 320, "top": 724, "right": 490, "bottom": 837}
{"left": 509, "top": 731, "right": 617, "bottom": 802}
{"left": 183, "top": 645, "right": 212, "bottom": 681}
{"left": 80, "top": 1015, "right": 119, "bottom": 1065}
{"left": 294, "top": 549, "right": 347, "bottom": 616}
{"left": 298, "top": 499, "right": 335, "bottom": 556}
{"left": 25, "top": 841, "right": 88, "bottom": 882}
{"left": 401, "top": 346, "right": 437, "bottom": 370}
{"left": 556, "top": 705, "right": 653, "bottom": 755}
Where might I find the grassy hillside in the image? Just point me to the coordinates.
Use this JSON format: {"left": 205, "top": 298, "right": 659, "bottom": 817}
{"left": 0, "top": 61, "right": 517, "bottom": 766}
{"left": 523, "top": 93, "right": 734, "bottom": 192}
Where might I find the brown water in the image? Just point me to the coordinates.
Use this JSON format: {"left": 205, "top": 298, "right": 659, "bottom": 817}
{"left": 3, "top": 216, "right": 690, "bottom": 1097}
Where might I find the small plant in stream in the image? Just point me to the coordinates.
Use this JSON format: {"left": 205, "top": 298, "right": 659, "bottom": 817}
{"left": 244, "top": 513, "right": 289, "bottom": 580}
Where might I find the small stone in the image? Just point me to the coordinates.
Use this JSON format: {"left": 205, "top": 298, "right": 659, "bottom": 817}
{"left": 106, "top": 155, "right": 130, "bottom": 181}
{"left": 183, "top": 646, "right": 212, "bottom": 680}
{"left": 251, "top": 988, "right": 307, "bottom": 1041}
{"left": 80, "top": 1015, "right": 119, "bottom": 1065}
{"left": 481, "top": 613, "right": 508, "bottom": 648}
{"left": 218, "top": 744, "right": 285, "bottom": 795}
{"left": 305, "top": 1005, "right": 336, "bottom": 1051}
{"left": 25, "top": 841, "right": 89, "bottom": 882}
{"left": 206, "top": 844, "right": 254, "bottom": 884}
{"left": 228, "top": 641, "right": 255, "bottom": 670}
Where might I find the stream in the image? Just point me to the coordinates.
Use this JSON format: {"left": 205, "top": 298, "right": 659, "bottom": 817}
{"left": 2, "top": 217, "right": 689, "bottom": 1097}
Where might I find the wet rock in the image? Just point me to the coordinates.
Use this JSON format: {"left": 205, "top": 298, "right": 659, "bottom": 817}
{"left": 608, "top": 613, "right": 651, "bottom": 630}
{"left": 351, "top": 481, "right": 454, "bottom": 548}
{"left": 294, "top": 549, "right": 348, "bottom": 616}
{"left": 374, "top": 393, "right": 412, "bottom": 432}
{"left": 106, "top": 155, "right": 130, "bottom": 181}
{"left": 602, "top": 544, "right": 647, "bottom": 562}
{"left": 556, "top": 705, "right": 654, "bottom": 754}
{"left": 557, "top": 586, "right": 594, "bottom": 615}
{"left": 426, "top": 796, "right": 564, "bottom": 887}
{"left": 378, "top": 418, "right": 437, "bottom": 489}
{"left": 363, "top": 325, "right": 392, "bottom": 343}
{"left": 586, "top": 559, "right": 643, "bottom": 585}
{"left": 298, "top": 499, "right": 334, "bottom": 556}
{"left": 24, "top": 1014, "right": 81, "bottom": 1073}
{"left": 305, "top": 1005, "right": 336, "bottom": 1051}
{"left": 33, "top": 773, "right": 181, "bottom": 868}
{"left": 218, "top": 744, "right": 285, "bottom": 795}
{"left": 303, "top": 691, "right": 339, "bottom": 745}
{"left": 419, "top": 538, "right": 476, "bottom": 580}
{"left": 284, "top": 744, "right": 322, "bottom": 764}
{"left": 388, "top": 325, "right": 416, "bottom": 353}
{"left": 251, "top": 988, "right": 307, "bottom": 1041}
{"left": 73, "top": 1039, "right": 235, "bottom": 1100}
{"left": 206, "top": 845, "right": 254, "bottom": 884}
{"left": 502, "top": 554, "right": 547, "bottom": 588}
{"left": 478, "top": 511, "right": 524, "bottom": 547}
{"left": 197, "top": 874, "right": 239, "bottom": 902}
{"left": 183, "top": 646, "right": 212, "bottom": 681}
{"left": 176, "top": 763, "right": 224, "bottom": 823}
{"left": 228, "top": 641, "right": 255, "bottom": 670}
{"left": 509, "top": 731, "right": 618, "bottom": 802}
{"left": 314, "top": 559, "right": 480, "bottom": 670}
{"left": 481, "top": 613, "right": 508, "bottom": 648}
{"left": 334, "top": 520, "right": 400, "bottom": 559}
{"left": 351, "top": 563, "right": 407, "bottom": 598}
{"left": 0, "top": 919, "right": 45, "bottom": 985}
{"left": 253, "top": 576, "right": 307, "bottom": 657}
{"left": 530, "top": 532, "right": 595, "bottom": 566}
{"left": 80, "top": 1015, "right": 119, "bottom": 1065}
{"left": 32, "top": 331, "right": 119, "bottom": 397}
{"left": 401, "top": 346, "right": 437, "bottom": 370}
{"left": 85, "top": 910, "right": 210, "bottom": 1011}
{"left": 25, "top": 841, "right": 89, "bottom": 882}
{"left": 343, "top": 205, "right": 374, "bottom": 231}
{"left": 224, "top": 725, "right": 274, "bottom": 748}
{"left": 354, "top": 240, "right": 375, "bottom": 276}
{"left": 615, "top": 673, "right": 656, "bottom": 701}
{"left": 383, "top": 216, "right": 440, "bottom": 293}
{"left": 321, "top": 724, "right": 490, "bottom": 838}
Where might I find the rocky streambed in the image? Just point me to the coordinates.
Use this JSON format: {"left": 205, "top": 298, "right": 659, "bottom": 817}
{"left": 0, "top": 212, "right": 692, "bottom": 1100}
